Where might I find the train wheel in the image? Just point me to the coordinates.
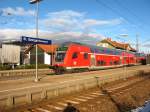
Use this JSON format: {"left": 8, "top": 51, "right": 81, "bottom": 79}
{"left": 55, "top": 66, "right": 66, "bottom": 75}
{"left": 55, "top": 68, "right": 61, "bottom": 75}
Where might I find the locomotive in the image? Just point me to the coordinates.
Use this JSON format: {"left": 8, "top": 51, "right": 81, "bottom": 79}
{"left": 50, "top": 42, "right": 146, "bottom": 74}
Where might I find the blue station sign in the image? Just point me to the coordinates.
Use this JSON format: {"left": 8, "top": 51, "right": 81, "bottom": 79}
{"left": 21, "top": 36, "right": 52, "bottom": 45}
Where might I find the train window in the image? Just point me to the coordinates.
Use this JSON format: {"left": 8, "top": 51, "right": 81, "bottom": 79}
{"left": 97, "top": 60, "right": 101, "bottom": 66}
{"left": 97, "top": 60, "right": 105, "bottom": 66}
{"left": 114, "top": 61, "right": 119, "bottom": 65}
{"left": 103, "top": 61, "right": 106, "bottom": 65}
{"left": 110, "top": 61, "right": 113, "bottom": 65}
{"left": 131, "top": 57, "right": 134, "bottom": 60}
{"left": 72, "top": 52, "right": 78, "bottom": 59}
{"left": 124, "top": 57, "right": 127, "bottom": 60}
{"left": 84, "top": 53, "right": 88, "bottom": 59}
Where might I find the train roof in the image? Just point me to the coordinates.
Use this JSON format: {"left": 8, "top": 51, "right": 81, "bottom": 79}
{"left": 135, "top": 52, "right": 146, "bottom": 57}
{"left": 58, "top": 41, "right": 137, "bottom": 55}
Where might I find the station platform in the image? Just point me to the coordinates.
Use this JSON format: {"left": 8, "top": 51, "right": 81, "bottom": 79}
{"left": 0, "top": 65, "right": 149, "bottom": 95}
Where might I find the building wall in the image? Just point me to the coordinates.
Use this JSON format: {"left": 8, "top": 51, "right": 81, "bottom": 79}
{"left": 1, "top": 44, "right": 21, "bottom": 64}
{"left": 44, "top": 52, "right": 51, "bottom": 65}
{"left": 30, "top": 47, "right": 44, "bottom": 64}
{"left": 97, "top": 42, "right": 115, "bottom": 49}
{"left": 0, "top": 48, "right": 2, "bottom": 63}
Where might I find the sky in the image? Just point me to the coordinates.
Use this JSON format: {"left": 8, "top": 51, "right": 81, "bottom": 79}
{"left": 0, "top": 0, "right": 150, "bottom": 53}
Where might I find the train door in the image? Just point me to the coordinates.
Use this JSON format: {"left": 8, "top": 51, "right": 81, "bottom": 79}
{"left": 90, "top": 54, "right": 96, "bottom": 66}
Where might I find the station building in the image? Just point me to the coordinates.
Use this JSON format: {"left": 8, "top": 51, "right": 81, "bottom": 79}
{"left": 24, "top": 44, "right": 58, "bottom": 65}
{"left": 96, "top": 38, "right": 136, "bottom": 52}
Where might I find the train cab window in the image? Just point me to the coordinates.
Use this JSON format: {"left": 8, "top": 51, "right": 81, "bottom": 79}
{"left": 72, "top": 52, "right": 78, "bottom": 59}
{"left": 55, "top": 52, "right": 66, "bottom": 62}
{"left": 84, "top": 53, "right": 88, "bottom": 59}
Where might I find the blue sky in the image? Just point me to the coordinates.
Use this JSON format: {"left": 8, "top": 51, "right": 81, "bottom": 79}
{"left": 0, "top": 0, "right": 150, "bottom": 53}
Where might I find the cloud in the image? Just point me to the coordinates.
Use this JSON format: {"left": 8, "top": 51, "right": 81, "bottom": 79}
{"left": 143, "top": 43, "right": 150, "bottom": 48}
{"left": 1, "top": 7, "right": 35, "bottom": 16}
{"left": 0, "top": 28, "right": 105, "bottom": 45}
{"left": 40, "top": 10, "right": 123, "bottom": 32}
{"left": 0, "top": 9, "right": 123, "bottom": 37}
{"left": 41, "top": 10, "right": 84, "bottom": 32}
{"left": 47, "top": 10, "right": 84, "bottom": 18}
{"left": 0, "top": 29, "right": 35, "bottom": 40}
{"left": 83, "top": 18, "right": 122, "bottom": 27}
{"left": 0, "top": 10, "right": 123, "bottom": 45}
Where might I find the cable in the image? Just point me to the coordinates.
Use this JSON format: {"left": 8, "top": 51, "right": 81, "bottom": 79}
{"left": 115, "top": 0, "right": 142, "bottom": 24}
{"left": 95, "top": 0, "right": 147, "bottom": 32}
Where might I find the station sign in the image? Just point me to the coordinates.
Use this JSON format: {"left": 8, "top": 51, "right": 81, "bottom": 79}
{"left": 21, "top": 36, "right": 52, "bottom": 45}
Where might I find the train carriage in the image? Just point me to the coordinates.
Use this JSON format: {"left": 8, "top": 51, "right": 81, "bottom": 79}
{"left": 51, "top": 42, "right": 145, "bottom": 74}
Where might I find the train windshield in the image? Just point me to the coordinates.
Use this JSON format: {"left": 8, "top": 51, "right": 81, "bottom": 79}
{"left": 55, "top": 51, "right": 66, "bottom": 62}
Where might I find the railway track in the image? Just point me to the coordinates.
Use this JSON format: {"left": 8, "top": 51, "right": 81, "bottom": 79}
{"left": 12, "top": 89, "right": 105, "bottom": 112}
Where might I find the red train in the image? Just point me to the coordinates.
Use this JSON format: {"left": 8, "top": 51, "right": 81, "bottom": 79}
{"left": 50, "top": 42, "right": 146, "bottom": 74}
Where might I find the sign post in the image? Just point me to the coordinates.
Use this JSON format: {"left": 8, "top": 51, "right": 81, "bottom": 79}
{"left": 21, "top": 36, "right": 52, "bottom": 44}
{"left": 21, "top": 36, "right": 51, "bottom": 82}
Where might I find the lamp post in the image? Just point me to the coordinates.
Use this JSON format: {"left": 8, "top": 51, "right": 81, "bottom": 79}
{"left": 30, "top": 0, "right": 42, "bottom": 82}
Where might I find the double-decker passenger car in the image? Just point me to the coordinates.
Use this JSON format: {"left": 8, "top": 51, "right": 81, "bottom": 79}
{"left": 51, "top": 42, "right": 145, "bottom": 74}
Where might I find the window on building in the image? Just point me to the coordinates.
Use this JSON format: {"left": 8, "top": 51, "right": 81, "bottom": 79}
{"left": 72, "top": 52, "right": 78, "bottom": 59}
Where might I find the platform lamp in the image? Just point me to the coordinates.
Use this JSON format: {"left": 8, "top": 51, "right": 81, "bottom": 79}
{"left": 29, "top": 0, "right": 43, "bottom": 82}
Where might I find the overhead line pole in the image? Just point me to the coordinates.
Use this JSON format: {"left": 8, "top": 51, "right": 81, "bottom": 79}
{"left": 136, "top": 34, "right": 139, "bottom": 52}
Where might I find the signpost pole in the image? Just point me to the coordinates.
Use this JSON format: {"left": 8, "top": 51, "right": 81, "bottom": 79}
{"left": 35, "top": 1, "right": 39, "bottom": 82}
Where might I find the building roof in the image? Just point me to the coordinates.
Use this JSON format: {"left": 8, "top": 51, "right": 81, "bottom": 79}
{"left": 37, "top": 44, "right": 58, "bottom": 53}
{"left": 24, "top": 44, "right": 58, "bottom": 54}
{"left": 98, "top": 38, "right": 136, "bottom": 52}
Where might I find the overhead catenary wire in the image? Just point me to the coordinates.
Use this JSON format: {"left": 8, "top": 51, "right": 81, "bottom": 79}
{"left": 95, "top": 0, "right": 148, "bottom": 35}
{"left": 95, "top": 0, "right": 141, "bottom": 30}
{"left": 115, "top": 0, "right": 148, "bottom": 26}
